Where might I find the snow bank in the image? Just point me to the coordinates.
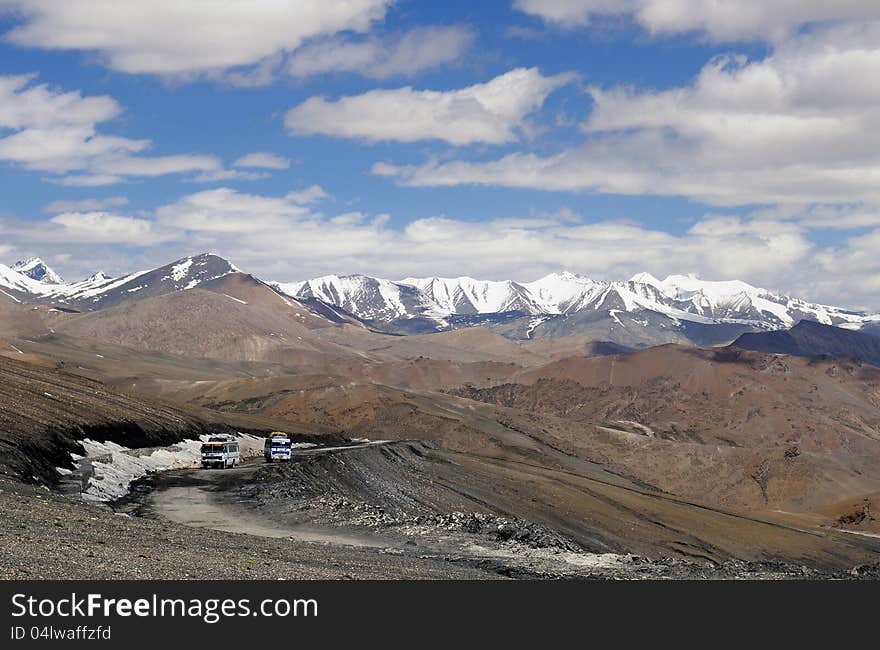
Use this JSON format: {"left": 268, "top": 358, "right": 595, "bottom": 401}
{"left": 70, "top": 433, "right": 265, "bottom": 503}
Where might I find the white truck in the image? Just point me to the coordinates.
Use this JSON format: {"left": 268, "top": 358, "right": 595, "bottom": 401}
{"left": 264, "top": 432, "right": 292, "bottom": 462}
{"left": 201, "top": 436, "right": 240, "bottom": 469}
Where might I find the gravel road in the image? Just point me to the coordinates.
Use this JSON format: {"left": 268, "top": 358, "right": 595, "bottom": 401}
{"left": 0, "top": 476, "right": 495, "bottom": 579}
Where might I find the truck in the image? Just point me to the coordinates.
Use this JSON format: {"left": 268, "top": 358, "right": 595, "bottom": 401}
{"left": 200, "top": 436, "right": 240, "bottom": 469}
{"left": 264, "top": 431, "right": 292, "bottom": 463}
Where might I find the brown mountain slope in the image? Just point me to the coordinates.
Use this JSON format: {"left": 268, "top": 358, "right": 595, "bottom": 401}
{"left": 53, "top": 283, "right": 362, "bottom": 364}
{"left": 49, "top": 275, "right": 545, "bottom": 367}
{"left": 404, "top": 328, "right": 548, "bottom": 365}
{"left": 0, "top": 293, "right": 48, "bottom": 342}
{"left": 0, "top": 354, "right": 223, "bottom": 485}
{"left": 451, "top": 346, "right": 880, "bottom": 513}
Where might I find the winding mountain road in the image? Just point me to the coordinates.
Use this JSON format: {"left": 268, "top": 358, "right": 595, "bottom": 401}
{"left": 133, "top": 442, "right": 399, "bottom": 549}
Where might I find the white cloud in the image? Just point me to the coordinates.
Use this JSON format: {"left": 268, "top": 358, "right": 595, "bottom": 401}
{"left": 216, "top": 53, "right": 285, "bottom": 88}
{"left": 91, "top": 153, "right": 222, "bottom": 177}
{"left": 0, "top": 72, "right": 119, "bottom": 128}
{"left": 233, "top": 152, "right": 291, "bottom": 170}
{"left": 1, "top": 0, "right": 391, "bottom": 76}
{"left": 513, "top": 0, "right": 880, "bottom": 41}
{"left": 285, "top": 68, "right": 574, "bottom": 145}
{"left": 749, "top": 203, "right": 880, "bottom": 230}
{"left": 49, "top": 174, "right": 124, "bottom": 187}
{"left": 154, "top": 188, "right": 313, "bottom": 233}
{"left": 45, "top": 211, "right": 174, "bottom": 245}
{"left": 0, "top": 73, "right": 240, "bottom": 183}
{"left": 189, "top": 169, "right": 266, "bottom": 183}
{"left": 287, "top": 26, "right": 474, "bottom": 79}
{"left": 286, "top": 185, "right": 328, "bottom": 204}
{"left": 44, "top": 196, "right": 128, "bottom": 213}
{"left": 378, "top": 23, "right": 880, "bottom": 211}
{"left": 514, "top": 1, "right": 635, "bottom": 27}
{"left": 0, "top": 75, "right": 146, "bottom": 173}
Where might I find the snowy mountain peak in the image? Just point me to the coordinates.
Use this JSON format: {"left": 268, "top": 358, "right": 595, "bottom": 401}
{"left": 629, "top": 272, "right": 661, "bottom": 286}
{"left": 276, "top": 273, "right": 435, "bottom": 322}
{"left": 399, "top": 276, "right": 540, "bottom": 315}
{"left": 659, "top": 274, "right": 763, "bottom": 297}
{"left": 12, "top": 258, "right": 64, "bottom": 284}
{"left": 158, "top": 253, "right": 241, "bottom": 290}
{"left": 200, "top": 252, "right": 241, "bottom": 273}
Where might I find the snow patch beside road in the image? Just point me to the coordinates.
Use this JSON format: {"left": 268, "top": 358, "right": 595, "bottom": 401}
{"left": 68, "top": 433, "right": 265, "bottom": 502}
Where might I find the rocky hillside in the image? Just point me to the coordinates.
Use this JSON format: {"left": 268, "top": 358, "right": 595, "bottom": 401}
{"left": 450, "top": 345, "right": 880, "bottom": 514}
{"left": 0, "top": 355, "right": 229, "bottom": 485}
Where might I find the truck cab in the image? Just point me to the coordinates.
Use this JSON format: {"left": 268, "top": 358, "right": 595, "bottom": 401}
{"left": 264, "top": 432, "right": 292, "bottom": 463}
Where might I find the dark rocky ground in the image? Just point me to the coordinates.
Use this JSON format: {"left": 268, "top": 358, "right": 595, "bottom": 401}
{"left": 0, "top": 477, "right": 493, "bottom": 580}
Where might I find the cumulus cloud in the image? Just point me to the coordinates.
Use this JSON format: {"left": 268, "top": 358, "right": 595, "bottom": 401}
{"left": 0, "top": 74, "right": 143, "bottom": 173}
{"left": 285, "top": 68, "right": 574, "bottom": 145}
{"left": 0, "top": 73, "right": 243, "bottom": 183}
{"left": 43, "top": 211, "right": 174, "bottom": 245}
{"left": 286, "top": 185, "right": 328, "bottom": 204}
{"left": 155, "top": 188, "right": 313, "bottom": 233}
{"left": 513, "top": 0, "right": 880, "bottom": 41}
{"left": 0, "top": 0, "right": 391, "bottom": 76}
{"left": 377, "top": 23, "right": 880, "bottom": 214}
{"left": 0, "top": 72, "right": 118, "bottom": 127}
{"left": 233, "top": 152, "right": 291, "bottom": 170}
{"left": 287, "top": 25, "right": 474, "bottom": 79}
{"left": 49, "top": 212, "right": 174, "bottom": 246}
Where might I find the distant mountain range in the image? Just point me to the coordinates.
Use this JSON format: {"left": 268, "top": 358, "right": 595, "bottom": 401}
{"left": 732, "top": 320, "right": 880, "bottom": 367}
{"left": 2, "top": 253, "right": 879, "bottom": 349}
{"left": 273, "top": 269, "right": 878, "bottom": 341}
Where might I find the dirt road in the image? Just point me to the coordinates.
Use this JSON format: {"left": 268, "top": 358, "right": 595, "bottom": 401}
{"left": 137, "top": 445, "right": 397, "bottom": 549}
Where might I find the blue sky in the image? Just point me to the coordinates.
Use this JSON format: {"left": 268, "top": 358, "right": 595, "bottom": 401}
{"left": 1, "top": 1, "right": 879, "bottom": 309}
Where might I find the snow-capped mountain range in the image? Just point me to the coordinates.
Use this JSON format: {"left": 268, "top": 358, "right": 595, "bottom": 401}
{"left": 2, "top": 253, "right": 878, "bottom": 342}
{"left": 274, "top": 271, "right": 876, "bottom": 332}
{"left": 0, "top": 254, "right": 240, "bottom": 310}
